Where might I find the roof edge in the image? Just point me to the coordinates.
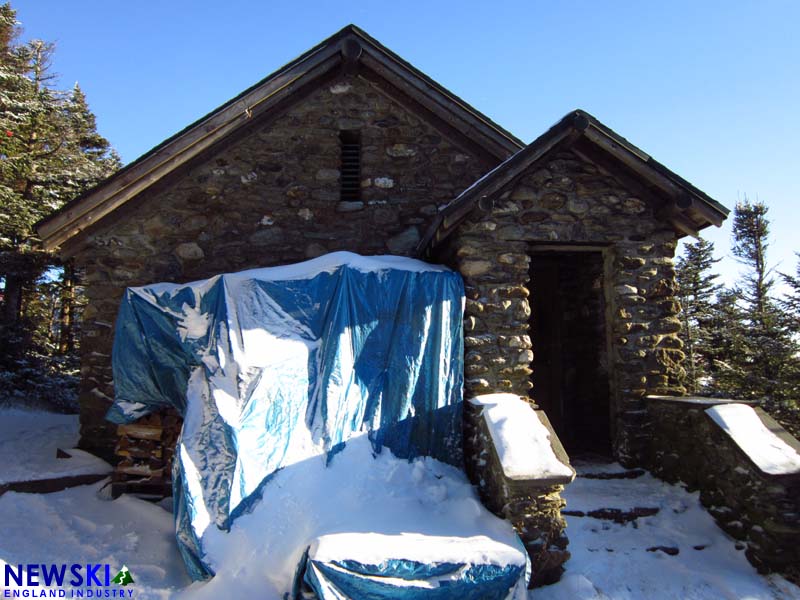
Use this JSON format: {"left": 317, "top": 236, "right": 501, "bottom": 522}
{"left": 37, "top": 25, "right": 524, "bottom": 251}
{"left": 417, "top": 109, "right": 730, "bottom": 255}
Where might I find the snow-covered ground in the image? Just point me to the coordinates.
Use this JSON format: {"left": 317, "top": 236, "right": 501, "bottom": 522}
{"left": 0, "top": 481, "right": 191, "bottom": 597}
{"left": 0, "top": 408, "right": 110, "bottom": 484}
{"left": 538, "top": 461, "right": 800, "bottom": 600}
{"left": 181, "top": 434, "right": 527, "bottom": 598}
{"left": 0, "top": 409, "right": 798, "bottom": 599}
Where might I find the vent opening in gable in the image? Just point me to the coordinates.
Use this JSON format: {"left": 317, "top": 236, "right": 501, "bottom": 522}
{"left": 339, "top": 130, "right": 361, "bottom": 201}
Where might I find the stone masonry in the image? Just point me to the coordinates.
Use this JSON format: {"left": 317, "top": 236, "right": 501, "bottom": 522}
{"left": 463, "top": 399, "right": 573, "bottom": 587}
{"left": 436, "top": 151, "right": 686, "bottom": 465}
{"left": 70, "top": 73, "right": 494, "bottom": 474}
{"left": 644, "top": 396, "right": 800, "bottom": 584}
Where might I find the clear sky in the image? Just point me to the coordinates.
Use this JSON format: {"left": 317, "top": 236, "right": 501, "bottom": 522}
{"left": 13, "top": 0, "right": 800, "bottom": 292}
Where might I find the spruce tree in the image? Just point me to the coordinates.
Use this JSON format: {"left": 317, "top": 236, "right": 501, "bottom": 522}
{"left": 676, "top": 238, "right": 721, "bottom": 394}
{"left": 0, "top": 2, "right": 118, "bottom": 408}
{"left": 705, "top": 287, "right": 748, "bottom": 397}
{"left": 1, "top": 4, "right": 118, "bottom": 325}
{"left": 780, "top": 252, "right": 800, "bottom": 329}
{"left": 778, "top": 254, "right": 800, "bottom": 435}
{"left": 729, "top": 200, "right": 799, "bottom": 424}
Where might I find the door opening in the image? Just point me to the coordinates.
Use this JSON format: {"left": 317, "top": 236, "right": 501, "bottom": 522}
{"left": 530, "top": 249, "right": 611, "bottom": 456}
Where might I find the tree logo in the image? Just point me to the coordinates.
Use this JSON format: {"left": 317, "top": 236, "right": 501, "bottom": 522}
{"left": 111, "top": 565, "right": 135, "bottom": 586}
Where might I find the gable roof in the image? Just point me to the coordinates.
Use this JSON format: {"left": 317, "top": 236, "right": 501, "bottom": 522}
{"left": 417, "top": 110, "right": 730, "bottom": 254}
{"left": 36, "top": 25, "right": 524, "bottom": 252}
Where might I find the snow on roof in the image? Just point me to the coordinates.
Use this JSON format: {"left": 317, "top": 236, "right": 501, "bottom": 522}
{"left": 470, "top": 393, "right": 574, "bottom": 481}
{"left": 705, "top": 403, "right": 800, "bottom": 476}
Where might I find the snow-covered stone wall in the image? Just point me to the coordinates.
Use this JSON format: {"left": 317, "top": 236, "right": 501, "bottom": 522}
{"left": 645, "top": 396, "right": 800, "bottom": 584}
{"left": 464, "top": 393, "right": 575, "bottom": 587}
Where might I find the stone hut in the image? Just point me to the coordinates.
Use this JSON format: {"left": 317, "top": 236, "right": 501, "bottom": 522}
{"left": 418, "top": 111, "right": 728, "bottom": 464}
{"left": 37, "top": 25, "right": 523, "bottom": 474}
{"left": 39, "top": 25, "right": 786, "bottom": 584}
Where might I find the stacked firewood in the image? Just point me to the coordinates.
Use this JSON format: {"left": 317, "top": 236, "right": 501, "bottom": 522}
{"left": 112, "top": 409, "right": 182, "bottom": 499}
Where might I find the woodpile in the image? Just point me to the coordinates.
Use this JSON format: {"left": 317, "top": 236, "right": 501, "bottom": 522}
{"left": 112, "top": 409, "right": 181, "bottom": 499}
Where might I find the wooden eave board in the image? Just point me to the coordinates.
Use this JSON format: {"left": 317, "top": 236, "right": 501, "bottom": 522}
{"left": 37, "top": 26, "right": 524, "bottom": 251}
{"left": 419, "top": 110, "right": 730, "bottom": 254}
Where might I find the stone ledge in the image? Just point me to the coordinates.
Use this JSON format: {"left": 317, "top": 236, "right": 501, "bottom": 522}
{"left": 644, "top": 395, "right": 800, "bottom": 584}
{"left": 462, "top": 396, "right": 572, "bottom": 586}
{"left": 704, "top": 405, "right": 800, "bottom": 481}
{"left": 469, "top": 394, "right": 575, "bottom": 490}
{"left": 645, "top": 394, "right": 757, "bottom": 407}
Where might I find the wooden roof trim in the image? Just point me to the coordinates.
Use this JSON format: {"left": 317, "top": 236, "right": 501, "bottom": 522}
{"left": 417, "top": 113, "right": 589, "bottom": 254}
{"left": 417, "top": 110, "right": 730, "bottom": 256}
{"left": 358, "top": 51, "right": 521, "bottom": 160}
{"left": 37, "top": 46, "right": 340, "bottom": 250}
{"left": 37, "top": 25, "right": 523, "bottom": 251}
{"left": 581, "top": 125, "right": 725, "bottom": 228}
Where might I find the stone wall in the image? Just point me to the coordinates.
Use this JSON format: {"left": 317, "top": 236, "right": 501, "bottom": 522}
{"left": 437, "top": 151, "right": 684, "bottom": 464}
{"left": 644, "top": 396, "right": 800, "bottom": 584}
{"left": 70, "top": 73, "right": 494, "bottom": 482}
{"left": 463, "top": 398, "right": 573, "bottom": 587}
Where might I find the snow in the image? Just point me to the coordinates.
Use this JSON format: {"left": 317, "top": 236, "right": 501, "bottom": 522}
{"left": 1, "top": 409, "right": 798, "bottom": 599}
{"left": 181, "top": 435, "right": 526, "bottom": 598}
{"left": 470, "top": 393, "right": 574, "bottom": 481}
{"left": 0, "top": 481, "right": 190, "bottom": 597}
{"left": 706, "top": 404, "right": 800, "bottom": 475}
{"left": 310, "top": 532, "right": 525, "bottom": 568}
{"left": 0, "top": 409, "right": 110, "bottom": 485}
{"left": 144, "top": 251, "right": 450, "bottom": 297}
{"left": 537, "top": 461, "right": 800, "bottom": 600}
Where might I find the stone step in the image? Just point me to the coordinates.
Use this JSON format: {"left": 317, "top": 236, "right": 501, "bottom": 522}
{"left": 580, "top": 468, "right": 646, "bottom": 480}
{"left": 562, "top": 506, "right": 660, "bottom": 524}
{"left": 647, "top": 545, "right": 680, "bottom": 556}
{"left": 0, "top": 473, "right": 108, "bottom": 497}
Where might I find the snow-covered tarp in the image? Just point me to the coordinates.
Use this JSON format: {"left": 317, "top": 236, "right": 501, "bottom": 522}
{"left": 106, "top": 252, "right": 528, "bottom": 597}
{"left": 304, "top": 530, "right": 527, "bottom": 600}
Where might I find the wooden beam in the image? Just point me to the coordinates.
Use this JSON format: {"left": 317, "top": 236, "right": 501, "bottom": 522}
{"left": 656, "top": 206, "right": 700, "bottom": 238}
{"left": 681, "top": 195, "right": 726, "bottom": 228}
{"left": 583, "top": 126, "right": 684, "bottom": 199}
{"left": 359, "top": 50, "right": 521, "bottom": 160}
{"left": 0, "top": 474, "right": 108, "bottom": 497}
{"left": 529, "top": 243, "right": 610, "bottom": 253}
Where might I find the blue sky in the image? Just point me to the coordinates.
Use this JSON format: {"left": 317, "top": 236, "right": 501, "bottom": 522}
{"left": 14, "top": 0, "right": 800, "bottom": 290}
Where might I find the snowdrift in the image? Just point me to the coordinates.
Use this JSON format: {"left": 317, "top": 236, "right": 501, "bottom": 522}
{"left": 106, "top": 252, "right": 528, "bottom": 599}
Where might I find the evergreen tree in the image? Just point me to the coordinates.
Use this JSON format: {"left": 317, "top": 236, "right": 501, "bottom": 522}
{"left": 780, "top": 252, "right": 800, "bottom": 329}
{"left": 676, "top": 238, "right": 721, "bottom": 394}
{"left": 728, "top": 199, "right": 798, "bottom": 417}
{"left": 0, "top": 2, "right": 118, "bottom": 409}
{"left": 0, "top": 4, "right": 118, "bottom": 328}
{"left": 704, "top": 287, "right": 748, "bottom": 397}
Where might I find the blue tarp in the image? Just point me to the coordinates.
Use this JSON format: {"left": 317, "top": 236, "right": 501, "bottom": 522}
{"left": 302, "top": 535, "right": 529, "bottom": 600}
{"left": 107, "top": 252, "right": 527, "bottom": 598}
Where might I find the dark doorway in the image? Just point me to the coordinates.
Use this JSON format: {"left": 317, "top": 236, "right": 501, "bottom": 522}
{"left": 530, "top": 249, "right": 611, "bottom": 455}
